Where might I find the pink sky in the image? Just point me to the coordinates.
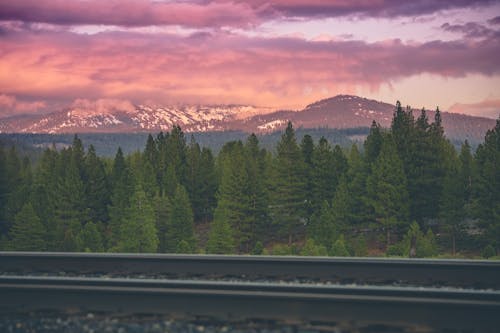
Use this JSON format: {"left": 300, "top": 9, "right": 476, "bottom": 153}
{"left": 0, "top": 0, "right": 499, "bottom": 118}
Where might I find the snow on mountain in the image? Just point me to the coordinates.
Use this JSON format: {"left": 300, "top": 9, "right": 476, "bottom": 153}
{"left": 0, "top": 95, "right": 495, "bottom": 144}
{"left": 0, "top": 104, "right": 269, "bottom": 134}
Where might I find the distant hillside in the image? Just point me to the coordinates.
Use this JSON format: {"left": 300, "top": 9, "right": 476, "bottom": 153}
{"left": 0, "top": 94, "right": 496, "bottom": 146}
{"left": 0, "top": 128, "right": 367, "bottom": 157}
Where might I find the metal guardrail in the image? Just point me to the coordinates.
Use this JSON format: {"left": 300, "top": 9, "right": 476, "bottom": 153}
{"left": 0, "top": 275, "right": 499, "bottom": 332}
{"left": 1, "top": 252, "right": 499, "bottom": 288}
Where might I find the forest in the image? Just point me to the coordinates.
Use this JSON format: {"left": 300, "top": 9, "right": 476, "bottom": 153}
{"left": 0, "top": 102, "right": 499, "bottom": 258}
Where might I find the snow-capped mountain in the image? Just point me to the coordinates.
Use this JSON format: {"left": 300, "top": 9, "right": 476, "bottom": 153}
{"left": 0, "top": 95, "right": 496, "bottom": 143}
{"left": 0, "top": 104, "right": 270, "bottom": 134}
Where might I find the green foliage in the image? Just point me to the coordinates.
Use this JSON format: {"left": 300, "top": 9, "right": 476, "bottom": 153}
{"left": 351, "top": 235, "right": 368, "bottom": 257}
{"left": 76, "top": 222, "right": 104, "bottom": 252}
{"left": 166, "top": 184, "right": 196, "bottom": 253}
{"left": 367, "top": 136, "right": 409, "bottom": 248}
{"left": 300, "top": 239, "right": 328, "bottom": 256}
{"left": 270, "top": 122, "right": 307, "bottom": 245}
{"left": 8, "top": 203, "right": 46, "bottom": 251}
{"left": 308, "top": 200, "right": 336, "bottom": 248}
{"left": 115, "top": 185, "right": 158, "bottom": 253}
{"left": 252, "top": 241, "right": 264, "bottom": 255}
{"left": 268, "top": 243, "right": 293, "bottom": 256}
{"left": 474, "top": 118, "right": 500, "bottom": 253}
{"left": 206, "top": 206, "right": 235, "bottom": 254}
{"left": 482, "top": 245, "right": 496, "bottom": 259}
{"left": 388, "top": 222, "right": 438, "bottom": 258}
{"left": 330, "top": 235, "right": 350, "bottom": 257}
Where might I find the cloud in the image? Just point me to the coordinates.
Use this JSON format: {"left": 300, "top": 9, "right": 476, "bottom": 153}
{"left": 441, "top": 22, "right": 498, "bottom": 39}
{"left": 449, "top": 99, "right": 500, "bottom": 119}
{"left": 0, "top": 94, "right": 47, "bottom": 117}
{"left": 244, "top": 0, "right": 498, "bottom": 19}
{"left": 0, "top": 28, "right": 498, "bottom": 110}
{"left": 488, "top": 16, "right": 500, "bottom": 25}
{"left": 0, "top": 0, "right": 496, "bottom": 29}
{"left": 0, "top": 0, "right": 259, "bottom": 29}
{"left": 70, "top": 98, "right": 136, "bottom": 117}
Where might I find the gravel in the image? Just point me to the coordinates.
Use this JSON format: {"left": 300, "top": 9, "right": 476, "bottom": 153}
{"left": 0, "top": 312, "right": 427, "bottom": 333}
{"left": 0, "top": 271, "right": 492, "bottom": 291}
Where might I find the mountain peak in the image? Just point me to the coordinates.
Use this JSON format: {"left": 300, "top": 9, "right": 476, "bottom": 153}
{"left": 0, "top": 96, "right": 495, "bottom": 145}
{"left": 305, "top": 94, "right": 380, "bottom": 110}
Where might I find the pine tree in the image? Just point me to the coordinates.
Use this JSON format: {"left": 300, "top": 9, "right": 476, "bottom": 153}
{"left": 346, "top": 144, "right": 371, "bottom": 224}
{"left": 198, "top": 147, "right": 217, "bottom": 222}
{"left": 364, "top": 121, "right": 383, "bottom": 166}
{"left": 9, "top": 203, "right": 46, "bottom": 251}
{"left": 474, "top": 118, "right": 500, "bottom": 253}
{"left": 270, "top": 122, "right": 307, "bottom": 245}
{"left": 53, "top": 147, "right": 88, "bottom": 251}
{"left": 84, "top": 145, "right": 110, "bottom": 224}
{"left": 214, "top": 141, "right": 251, "bottom": 252}
{"left": 311, "top": 137, "right": 334, "bottom": 213}
{"left": 154, "top": 194, "right": 171, "bottom": 253}
{"left": 165, "top": 125, "right": 187, "bottom": 185}
{"left": 108, "top": 148, "right": 134, "bottom": 248}
{"left": 309, "top": 200, "right": 337, "bottom": 248}
{"left": 76, "top": 221, "right": 104, "bottom": 252}
{"left": 166, "top": 184, "right": 196, "bottom": 253}
{"left": 206, "top": 205, "right": 235, "bottom": 254}
{"left": 301, "top": 135, "right": 315, "bottom": 218}
{"left": 367, "top": 136, "right": 409, "bottom": 249}
{"left": 0, "top": 146, "right": 7, "bottom": 237}
{"left": 243, "top": 134, "right": 269, "bottom": 250}
{"left": 116, "top": 185, "right": 158, "bottom": 253}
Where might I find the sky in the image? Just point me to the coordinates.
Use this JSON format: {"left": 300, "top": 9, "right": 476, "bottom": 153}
{"left": 0, "top": 0, "right": 499, "bottom": 118}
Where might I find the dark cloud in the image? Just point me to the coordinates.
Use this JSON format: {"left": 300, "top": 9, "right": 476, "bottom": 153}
{"left": 238, "top": 0, "right": 497, "bottom": 19}
{"left": 488, "top": 16, "right": 500, "bottom": 25}
{"left": 441, "top": 22, "right": 499, "bottom": 39}
{"left": 0, "top": 0, "right": 497, "bottom": 28}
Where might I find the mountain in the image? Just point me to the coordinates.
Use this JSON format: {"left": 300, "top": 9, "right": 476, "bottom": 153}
{"left": 0, "top": 104, "right": 270, "bottom": 134}
{"left": 240, "top": 95, "right": 497, "bottom": 144}
{"left": 0, "top": 95, "right": 496, "bottom": 144}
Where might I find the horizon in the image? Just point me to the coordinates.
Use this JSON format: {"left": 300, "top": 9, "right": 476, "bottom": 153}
{"left": 1, "top": 1, "right": 499, "bottom": 119}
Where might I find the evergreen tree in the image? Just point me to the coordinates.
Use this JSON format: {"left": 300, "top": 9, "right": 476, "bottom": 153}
{"left": 330, "top": 234, "right": 350, "bottom": 257}
{"left": 198, "top": 147, "right": 217, "bottom": 222}
{"left": 214, "top": 141, "right": 251, "bottom": 252}
{"left": 309, "top": 200, "right": 337, "bottom": 248}
{"left": 206, "top": 206, "right": 235, "bottom": 254}
{"left": 367, "top": 136, "right": 409, "bottom": 249}
{"left": 9, "top": 203, "right": 46, "bottom": 251}
{"left": 165, "top": 125, "right": 187, "bottom": 186}
{"left": 364, "top": 121, "right": 383, "bottom": 166}
{"left": 166, "top": 184, "right": 196, "bottom": 253}
{"left": 76, "top": 221, "right": 104, "bottom": 252}
{"left": 84, "top": 145, "right": 110, "bottom": 224}
{"left": 154, "top": 194, "right": 171, "bottom": 253}
{"left": 301, "top": 135, "right": 314, "bottom": 218}
{"left": 346, "top": 145, "right": 371, "bottom": 224}
{"left": 243, "top": 134, "right": 269, "bottom": 250}
{"left": 116, "top": 185, "right": 158, "bottom": 253}
{"left": 270, "top": 122, "right": 307, "bottom": 245}
{"left": 108, "top": 148, "right": 134, "bottom": 248}
{"left": 0, "top": 146, "right": 7, "bottom": 236}
{"left": 311, "top": 137, "right": 334, "bottom": 213}
{"left": 53, "top": 146, "right": 88, "bottom": 251}
{"left": 474, "top": 118, "right": 500, "bottom": 253}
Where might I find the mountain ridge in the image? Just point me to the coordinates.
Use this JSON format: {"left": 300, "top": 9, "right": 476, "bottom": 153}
{"left": 0, "top": 95, "right": 496, "bottom": 144}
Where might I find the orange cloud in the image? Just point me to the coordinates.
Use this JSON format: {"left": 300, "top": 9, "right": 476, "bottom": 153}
{"left": 0, "top": 94, "right": 46, "bottom": 117}
{"left": 449, "top": 99, "right": 500, "bottom": 119}
{"left": 0, "top": 29, "right": 499, "bottom": 112}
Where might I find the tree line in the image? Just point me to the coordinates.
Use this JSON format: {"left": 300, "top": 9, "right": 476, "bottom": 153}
{"left": 0, "top": 102, "right": 498, "bottom": 258}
